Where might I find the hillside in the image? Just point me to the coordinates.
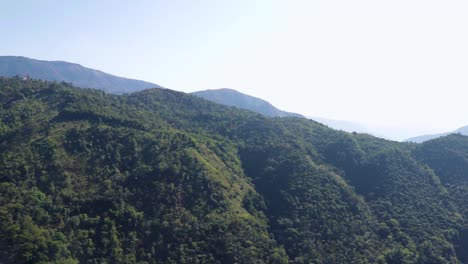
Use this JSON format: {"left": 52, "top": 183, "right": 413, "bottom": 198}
{"left": 0, "top": 56, "right": 162, "bottom": 94}
{"left": 412, "top": 135, "right": 468, "bottom": 263}
{"left": 192, "top": 88, "right": 303, "bottom": 118}
{"left": 1, "top": 77, "right": 467, "bottom": 263}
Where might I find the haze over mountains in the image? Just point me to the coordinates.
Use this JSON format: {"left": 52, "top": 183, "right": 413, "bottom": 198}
{"left": 192, "top": 89, "right": 383, "bottom": 136}
{"left": 406, "top": 126, "right": 468, "bottom": 143}
{"left": 0, "top": 56, "right": 162, "bottom": 94}
{"left": 192, "top": 88, "right": 428, "bottom": 141}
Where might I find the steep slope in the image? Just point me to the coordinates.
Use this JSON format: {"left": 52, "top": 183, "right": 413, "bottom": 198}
{"left": 0, "top": 77, "right": 466, "bottom": 263}
{"left": 412, "top": 135, "right": 468, "bottom": 263}
{"left": 129, "top": 86, "right": 465, "bottom": 263}
{"left": 0, "top": 78, "right": 285, "bottom": 263}
{"left": 0, "top": 56, "right": 162, "bottom": 94}
{"left": 192, "top": 88, "right": 303, "bottom": 118}
{"left": 406, "top": 126, "right": 468, "bottom": 143}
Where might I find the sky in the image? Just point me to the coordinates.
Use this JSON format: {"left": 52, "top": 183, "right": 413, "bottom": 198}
{"left": 2, "top": 0, "right": 468, "bottom": 140}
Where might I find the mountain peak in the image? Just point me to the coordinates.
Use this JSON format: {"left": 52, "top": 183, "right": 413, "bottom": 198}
{"left": 191, "top": 88, "right": 303, "bottom": 118}
{"left": 0, "top": 56, "right": 162, "bottom": 94}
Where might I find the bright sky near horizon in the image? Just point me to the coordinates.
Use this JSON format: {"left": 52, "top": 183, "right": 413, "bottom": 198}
{"left": 2, "top": 0, "right": 468, "bottom": 139}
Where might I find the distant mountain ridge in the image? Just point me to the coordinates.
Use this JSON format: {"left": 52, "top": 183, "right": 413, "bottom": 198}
{"left": 192, "top": 88, "right": 303, "bottom": 118}
{"left": 0, "top": 56, "right": 440, "bottom": 142}
{"left": 191, "top": 89, "right": 401, "bottom": 139}
{"left": 0, "top": 56, "right": 162, "bottom": 94}
{"left": 406, "top": 125, "right": 468, "bottom": 143}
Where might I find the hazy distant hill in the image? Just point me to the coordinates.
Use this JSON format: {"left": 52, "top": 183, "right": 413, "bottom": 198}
{"left": 310, "top": 116, "right": 370, "bottom": 133}
{"left": 192, "top": 88, "right": 303, "bottom": 118}
{"left": 192, "top": 89, "right": 413, "bottom": 140}
{"left": 0, "top": 56, "right": 162, "bottom": 94}
{"left": 406, "top": 125, "right": 468, "bottom": 143}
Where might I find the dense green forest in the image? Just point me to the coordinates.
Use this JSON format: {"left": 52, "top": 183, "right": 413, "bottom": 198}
{"left": 0, "top": 77, "right": 467, "bottom": 263}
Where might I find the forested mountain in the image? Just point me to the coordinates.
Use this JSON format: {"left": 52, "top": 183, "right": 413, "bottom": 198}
{"left": 1, "top": 77, "right": 467, "bottom": 263}
{"left": 192, "top": 88, "right": 303, "bottom": 118}
{"left": 0, "top": 56, "right": 162, "bottom": 94}
{"left": 412, "top": 135, "right": 468, "bottom": 263}
{"left": 0, "top": 57, "right": 390, "bottom": 136}
{"left": 406, "top": 126, "right": 468, "bottom": 143}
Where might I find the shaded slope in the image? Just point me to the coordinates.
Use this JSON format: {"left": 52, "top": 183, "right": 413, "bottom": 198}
{"left": 129, "top": 88, "right": 465, "bottom": 263}
{"left": 127, "top": 89, "right": 389, "bottom": 263}
{"left": 413, "top": 135, "right": 468, "bottom": 263}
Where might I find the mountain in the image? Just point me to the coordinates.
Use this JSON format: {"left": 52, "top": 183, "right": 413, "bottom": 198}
{"left": 406, "top": 125, "right": 468, "bottom": 143}
{"left": 192, "top": 89, "right": 416, "bottom": 141}
{"left": 0, "top": 57, "right": 418, "bottom": 141}
{"left": 0, "top": 56, "right": 162, "bottom": 94}
{"left": 0, "top": 56, "right": 449, "bottom": 142}
{"left": 1, "top": 77, "right": 468, "bottom": 263}
{"left": 192, "top": 88, "right": 303, "bottom": 118}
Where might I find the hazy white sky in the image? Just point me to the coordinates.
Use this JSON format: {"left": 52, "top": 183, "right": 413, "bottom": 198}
{"left": 2, "top": 0, "right": 468, "bottom": 138}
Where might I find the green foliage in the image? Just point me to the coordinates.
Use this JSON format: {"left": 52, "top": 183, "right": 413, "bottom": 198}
{"left": 412, "top": 135, "right": 468, "bottom": 263}
{"left": 0, "top": 77, "right": 467, "bottom": 263}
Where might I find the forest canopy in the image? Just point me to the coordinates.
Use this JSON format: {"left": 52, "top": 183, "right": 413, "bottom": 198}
{"left": 0, "top": 77, "right": 467, "bottom": 263}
